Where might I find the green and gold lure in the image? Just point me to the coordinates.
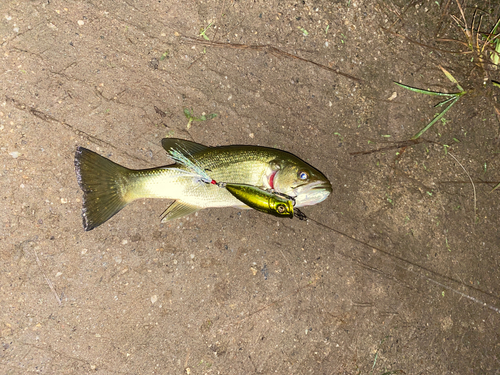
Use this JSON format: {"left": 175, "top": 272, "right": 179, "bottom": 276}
{"left": 223, "top": 183, "right": 294, "bottom": 218}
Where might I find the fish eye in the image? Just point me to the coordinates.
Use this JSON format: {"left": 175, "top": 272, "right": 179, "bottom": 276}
{"left": 277, "top": 204, "right": 286, "bottom": 213}
{"left": 298, "top": 171, "right": 309, "bottom": 180}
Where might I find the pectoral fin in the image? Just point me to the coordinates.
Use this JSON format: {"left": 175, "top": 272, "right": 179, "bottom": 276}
{"left": 160, "top": 201, "right": 200, "bottom": 222}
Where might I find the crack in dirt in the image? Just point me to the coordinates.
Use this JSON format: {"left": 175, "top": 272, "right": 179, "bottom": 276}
{"left": 181, "top": 36, "right": 365, "bottom": 84}
{"left": 5, "top": 95, "right": 149, "bottom": 163}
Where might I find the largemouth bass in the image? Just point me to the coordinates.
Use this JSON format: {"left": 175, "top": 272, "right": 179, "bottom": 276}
{"left": 74, "top": 138, "right": 332, "bottom": 230}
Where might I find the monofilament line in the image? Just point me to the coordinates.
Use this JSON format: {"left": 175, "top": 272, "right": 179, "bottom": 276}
{"left": 447, "top": 152, "right": 477, "bottom": 223}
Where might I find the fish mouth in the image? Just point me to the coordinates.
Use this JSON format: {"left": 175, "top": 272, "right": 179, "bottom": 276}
{"left": 293, "top": 180, "right": 332, "bottom": 207}
{"left": 312, "top": 180, "right": 332, "bottom": 192}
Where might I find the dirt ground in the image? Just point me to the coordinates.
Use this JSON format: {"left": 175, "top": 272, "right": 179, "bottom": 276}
{"left": 1, "top": 0, "right": 500, "bottom": 373}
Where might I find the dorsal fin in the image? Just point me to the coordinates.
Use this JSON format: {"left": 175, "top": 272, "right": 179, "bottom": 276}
{"left": 161, "top": 138, "right": 208, "bottom": 157}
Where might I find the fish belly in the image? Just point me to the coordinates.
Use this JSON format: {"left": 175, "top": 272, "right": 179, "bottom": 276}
{"left": 126, "top": 167, "right": 250, "bottom": 209}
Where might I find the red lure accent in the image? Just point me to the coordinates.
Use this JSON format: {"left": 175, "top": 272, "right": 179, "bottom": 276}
{"left": 210, "top": 179, "right": 217, "bottom": 185}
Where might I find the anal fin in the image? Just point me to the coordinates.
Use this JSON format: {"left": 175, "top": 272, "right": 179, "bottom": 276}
{"left": 160, "top": 201, "right": 200, "bottom": 222}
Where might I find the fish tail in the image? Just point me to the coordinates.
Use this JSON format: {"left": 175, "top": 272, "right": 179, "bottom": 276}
{"left": 74, "top": 147, "right": 132, "bottom": 231}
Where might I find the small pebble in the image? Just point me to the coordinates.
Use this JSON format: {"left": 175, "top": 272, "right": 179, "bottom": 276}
{"left": 77, "top": 20, "right": 84, "bottom": 26}
{"left": 151, "top": 295, "right": 158, "bottom": 304}
{"left": 387, "top": 92, "right": 398, "bottom": 101}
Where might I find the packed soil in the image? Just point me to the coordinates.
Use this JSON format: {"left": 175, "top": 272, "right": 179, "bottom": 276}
{"left": 1, "top": 0, "right": 500, "bottom": 373}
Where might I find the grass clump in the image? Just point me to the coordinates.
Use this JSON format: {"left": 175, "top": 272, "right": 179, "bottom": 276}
{"left": 184, "top": 108, "right": 217, "bottom": 129}
{"left": 395, "top": 66, "right": 466, "bottom": 140}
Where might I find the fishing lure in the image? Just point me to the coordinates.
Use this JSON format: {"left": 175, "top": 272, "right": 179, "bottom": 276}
{"left": 222, "top": 183, "right": 295, "bottom": 218}
{"left": 167, "top": 148, "right": 217, "bottom": 185}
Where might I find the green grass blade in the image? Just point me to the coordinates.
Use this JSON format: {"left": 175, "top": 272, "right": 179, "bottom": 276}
{"left": 411, "top": 97, "right": 459, "bottom": 140}
{"left": 491, "top": 17, "right": 500, "bottom": 35}
{"left": 439, "top": 66, "right": 464, "bottom": 92}
{"left": 394, "top": 82, "right": 456, "bottom": 97}
{"left": 434, "top": 95, "right": 458, "bottom": 107}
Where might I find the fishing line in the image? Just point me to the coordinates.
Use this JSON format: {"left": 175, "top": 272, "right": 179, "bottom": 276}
{"left": 165, "top": 146, "right": 499, "bottom": 312}
{"left": 298, "top": 212, "right": 500, "bottom": 314}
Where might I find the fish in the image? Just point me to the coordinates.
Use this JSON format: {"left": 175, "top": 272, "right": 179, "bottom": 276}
{"left": 74, "top": 138, "right": 332, "bottom": 230}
